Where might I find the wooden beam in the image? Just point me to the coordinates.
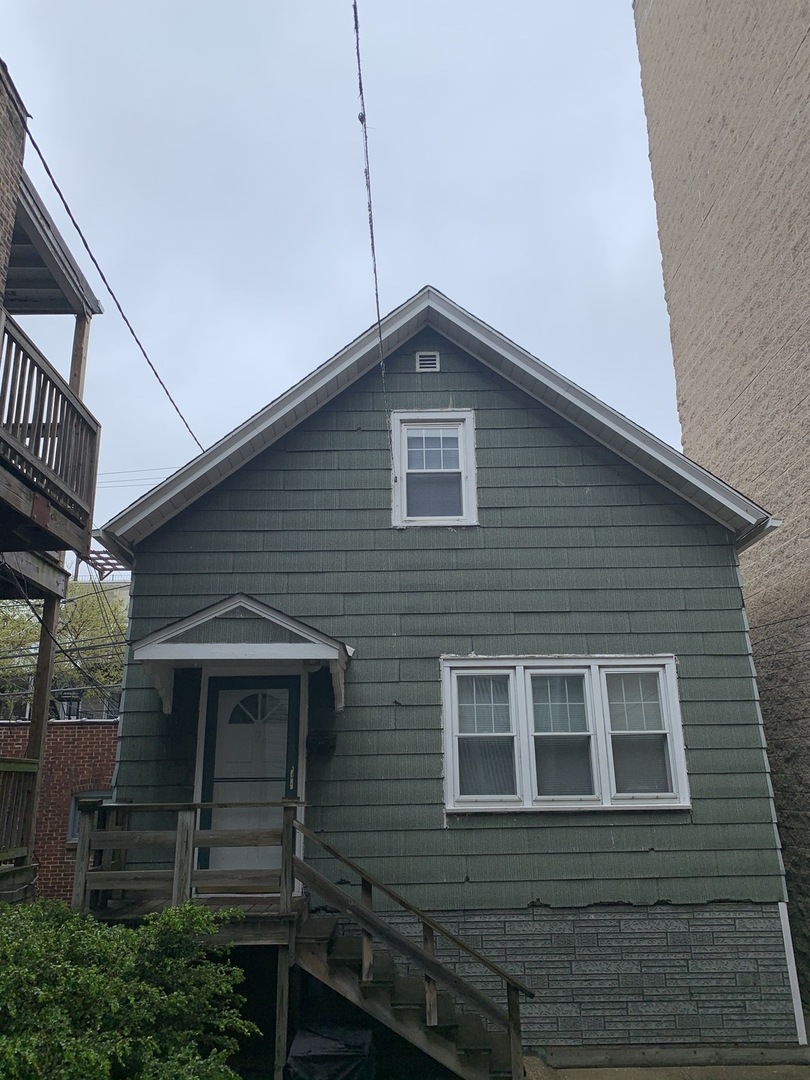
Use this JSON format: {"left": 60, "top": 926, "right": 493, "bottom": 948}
{"left": 69, "top": 313, "right": 91, "bottom": 403}
{"left": 274, "top": 945, "right": 290, "bottom": 1080}
{"left": 0, "top": 466, "right": 87, "bottom": 551}
{"left": 0, "top": 551, "right": 69, "bottom": 598}
{"left": 25, "top": 595, "right": 59, "bottom": 852}
{"left": 171, "top": 809, "right": 195, "bottom": 905}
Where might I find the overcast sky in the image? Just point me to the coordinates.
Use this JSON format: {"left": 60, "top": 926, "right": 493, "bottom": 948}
{"left": 3, "top": 1, "right": 677, "bottom": 530}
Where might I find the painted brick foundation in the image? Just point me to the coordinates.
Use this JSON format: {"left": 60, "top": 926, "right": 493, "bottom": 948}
{"left": 351, "top": 903, "right": 799, "bottom": 1048}
{"left": 0, "top": 719, "right": 117, "bottom": 900}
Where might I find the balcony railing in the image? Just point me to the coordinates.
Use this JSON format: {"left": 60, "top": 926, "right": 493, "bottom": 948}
{"left": 0, "top": 315, "right": 99, "bottom": 542}
{"left": 0, "top": 756, "right": 37, "bottom": 864}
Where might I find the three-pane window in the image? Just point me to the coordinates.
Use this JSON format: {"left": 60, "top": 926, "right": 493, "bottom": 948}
{"left": 392, "top": 411, "right": 477, "bottom": 526}
{"left": 442, "top": 657, "right": 689, "bottom": 810}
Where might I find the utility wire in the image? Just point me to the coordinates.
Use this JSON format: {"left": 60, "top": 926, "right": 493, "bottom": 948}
{"left": 352, "top": 0, "right": 391, "bottom": 438}
{"left": 18, "top": 120, "right": 205, "bottom": 454}
{"left": 0, "top": 557, "right": 123, "bottom": 703}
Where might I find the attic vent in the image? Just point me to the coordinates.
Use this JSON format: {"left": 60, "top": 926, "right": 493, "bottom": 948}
{"left": 416, "top": 351, "right": 440, "bottom": 372}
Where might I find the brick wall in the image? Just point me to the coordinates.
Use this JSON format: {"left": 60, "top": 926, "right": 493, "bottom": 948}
{"left": 0, "top": 720, "right": 118, "bottom": 900}
{"left": 0, "top": 59, "right": 25, "bottom": 300}
{"left": 634, "top": 0, "right": 810, "bottom": 992}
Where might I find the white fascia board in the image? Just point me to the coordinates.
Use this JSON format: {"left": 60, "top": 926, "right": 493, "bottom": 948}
{"left": 102, "top": 290, "right": 436, "bottom": 551}
{"left": 134, "top": 643, "right": 339, "bottom": 663}
{"left": 426, "top": 295, "right": 771, "bottom": 538}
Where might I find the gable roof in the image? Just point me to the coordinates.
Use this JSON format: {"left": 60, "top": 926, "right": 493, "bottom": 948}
{"left": 97, "top": 286, "right": 776, "bottom": 562}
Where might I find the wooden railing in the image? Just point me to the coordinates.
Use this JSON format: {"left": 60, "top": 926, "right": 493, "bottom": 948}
{"left": 71, "top": 799, "right": 297, "bottom": 915}
{"left": 0, "top": 316, "right": 99, "bottom": 528}
{"left": 0, "top": 756, "right": 37, "bottom": 863}
{"left": 293, "top": 821, "right": 533, "bottom": 1080}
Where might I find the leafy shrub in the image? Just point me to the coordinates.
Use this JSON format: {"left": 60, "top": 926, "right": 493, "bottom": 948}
{"left": 0, "top": 900, "right": 259, "bottom": 1079}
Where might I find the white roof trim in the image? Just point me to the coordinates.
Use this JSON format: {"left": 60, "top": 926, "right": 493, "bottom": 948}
{"left": 133, "top": 595, "right": 352, "bottom": 714}
{"left": 135, "top": 643, "right": 340, "bottom": 662}
{"left": 98, "top": 287, "right": 775, "bottom": 557}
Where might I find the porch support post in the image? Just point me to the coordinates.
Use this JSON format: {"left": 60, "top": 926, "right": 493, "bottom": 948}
{"left": 273, "top": 944, "right": 290, "bottom": 1080}
{"left": 171, "top": 808, "right": 195, "bottom": 904}
{"left": 25, "top": 594, "right": 59, "bottom": 852}
{"left": 69, "top": 312, "right": 91, "bottom": 397}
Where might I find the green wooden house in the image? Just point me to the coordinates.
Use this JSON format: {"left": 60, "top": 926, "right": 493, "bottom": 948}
{"left": 87, "top": 288, "right": 806, "bottom": 1074}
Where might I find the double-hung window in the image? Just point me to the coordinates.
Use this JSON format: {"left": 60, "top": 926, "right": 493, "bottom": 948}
{"left": 391, "top": 410, "right": 477, "bottom": 526}
{"left": 442, "top": 656, "right": 689, "bottom": 810}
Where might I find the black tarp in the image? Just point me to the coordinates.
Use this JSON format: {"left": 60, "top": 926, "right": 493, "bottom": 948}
{"left": 286, "top": 1021, "right": 375, "bottom": 1080}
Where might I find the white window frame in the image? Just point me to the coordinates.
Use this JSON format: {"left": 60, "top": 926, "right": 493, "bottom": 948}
{"left": 442, "top": 656, "right": 690, "bottom": 812}
{"left": 391, "top": 410, "right": 478, "bottom": 527}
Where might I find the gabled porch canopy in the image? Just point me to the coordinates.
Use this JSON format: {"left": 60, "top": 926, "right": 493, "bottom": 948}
{"left": 132, "top": 594, "right": 353, "bottom": 713}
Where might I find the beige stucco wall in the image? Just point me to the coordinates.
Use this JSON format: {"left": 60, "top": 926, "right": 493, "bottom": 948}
{"left": 635, "top": 0, "right": 810, "bottom": 989}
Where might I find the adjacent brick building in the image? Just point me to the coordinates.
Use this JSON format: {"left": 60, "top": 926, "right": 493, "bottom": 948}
{"left": 0, "top": 719, "right": 117, "bottom": 899}
{"left": 634, "top": 1, "right": 810, "bottom": 991}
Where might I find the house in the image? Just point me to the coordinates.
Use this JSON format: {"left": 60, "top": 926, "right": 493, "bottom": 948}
{"left": 0, "top": 59, "right": 102, "bottom": 902}
{"left": 87, "top": 287, "right": 805, "bottom": 1076}
{"left": 634, "top": 0, "right": 810, "bottom": 997}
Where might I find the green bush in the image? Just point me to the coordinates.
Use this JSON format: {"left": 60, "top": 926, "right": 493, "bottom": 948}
{"left": 0, "top": 900, "right": 259, "bottom": 1079}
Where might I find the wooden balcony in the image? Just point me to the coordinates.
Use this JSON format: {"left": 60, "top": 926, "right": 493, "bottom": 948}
{"left": 0, "top": 315, "right": 99, "bottom": 555}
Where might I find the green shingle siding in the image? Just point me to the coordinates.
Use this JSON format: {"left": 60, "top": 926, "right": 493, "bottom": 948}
{"left": 116, "top": 333, "right": 784, "bottom": 907}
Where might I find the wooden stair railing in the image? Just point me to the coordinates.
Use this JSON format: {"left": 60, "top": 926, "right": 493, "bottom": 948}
{"left": 293, "top": 820, "right": 534, "bottom": 1080}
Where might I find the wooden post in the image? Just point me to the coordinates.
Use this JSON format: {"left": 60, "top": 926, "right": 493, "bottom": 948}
{"left": 69, "top": 313, "right": 91, "bottom": 397}
{"left": 273, "top": 944, "right": 290, "bottom": 1080}
{"left": 70, "top": 800, "right": 97, "bottom": 911}
{"left": 507, "top": 983, "right": 524, "bottom": 1080}
{"left": 360, "top": 876, "right": 374, "bottom": 983}
{"left": 24, "top": 594, "right": 59, "bottom": 853}
{"left": 280, "top": 802, "right": 295, "bottom": 916}
{"left": 171, "top": 809, "right": 195, "bottom": 905}
{"left": 422, "top": 922, "right": 438, "bottom": 1026}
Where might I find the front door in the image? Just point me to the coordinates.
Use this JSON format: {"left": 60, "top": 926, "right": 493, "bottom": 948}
{"left": 199, "top": 676, "right": 300, "bottom": 878}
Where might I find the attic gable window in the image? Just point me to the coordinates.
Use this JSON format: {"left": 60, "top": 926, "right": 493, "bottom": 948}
{"left": 391, "top": 410, "right": 478, "bottom": 527}
{"left": 442, "top": 656, "right": 690, "bottom": 812}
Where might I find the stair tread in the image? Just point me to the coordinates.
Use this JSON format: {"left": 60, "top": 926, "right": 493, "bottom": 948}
{"left": 297, "top": 916, "right": 338, "bottom": 943}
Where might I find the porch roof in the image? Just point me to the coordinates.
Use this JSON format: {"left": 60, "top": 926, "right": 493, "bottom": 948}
{"left": 132, "top": 594, "right": 353, "bottom": 713}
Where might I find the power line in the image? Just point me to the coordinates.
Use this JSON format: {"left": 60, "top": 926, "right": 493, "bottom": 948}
{"left": 0, "top": 557, "right": 124, "bottom": 703}
{"left": 748, "top": 611, "right": 810, "bottom": 633}
{"left": 352, "top": 0, "right": 391, "bottom": 442}
{"left": 18, "top": 119, "right": 205, "bottom": 454}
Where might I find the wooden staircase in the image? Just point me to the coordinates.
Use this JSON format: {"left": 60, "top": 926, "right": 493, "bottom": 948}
{"left": 69, "top": 800, "right": 533, "bottom": 1079}
{"left": 296, "top": 914, "right": 516, "bottom": 1080}
{"left": 291, "top": 823, "right": 534, "bottom": 1080}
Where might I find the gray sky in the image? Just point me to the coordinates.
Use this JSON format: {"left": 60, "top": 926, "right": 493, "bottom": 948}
{"left": 3, "top": 1, "right": 677, "bottom": 529}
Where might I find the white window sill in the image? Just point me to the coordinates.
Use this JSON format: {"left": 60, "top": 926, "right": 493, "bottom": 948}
{"left": 445, "top": 801, "right": 692, "bottom": 814}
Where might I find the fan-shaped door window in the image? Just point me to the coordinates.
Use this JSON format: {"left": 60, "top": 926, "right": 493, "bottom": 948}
{"left": 229, "top": 691, "right": 289, "bottom": 726}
